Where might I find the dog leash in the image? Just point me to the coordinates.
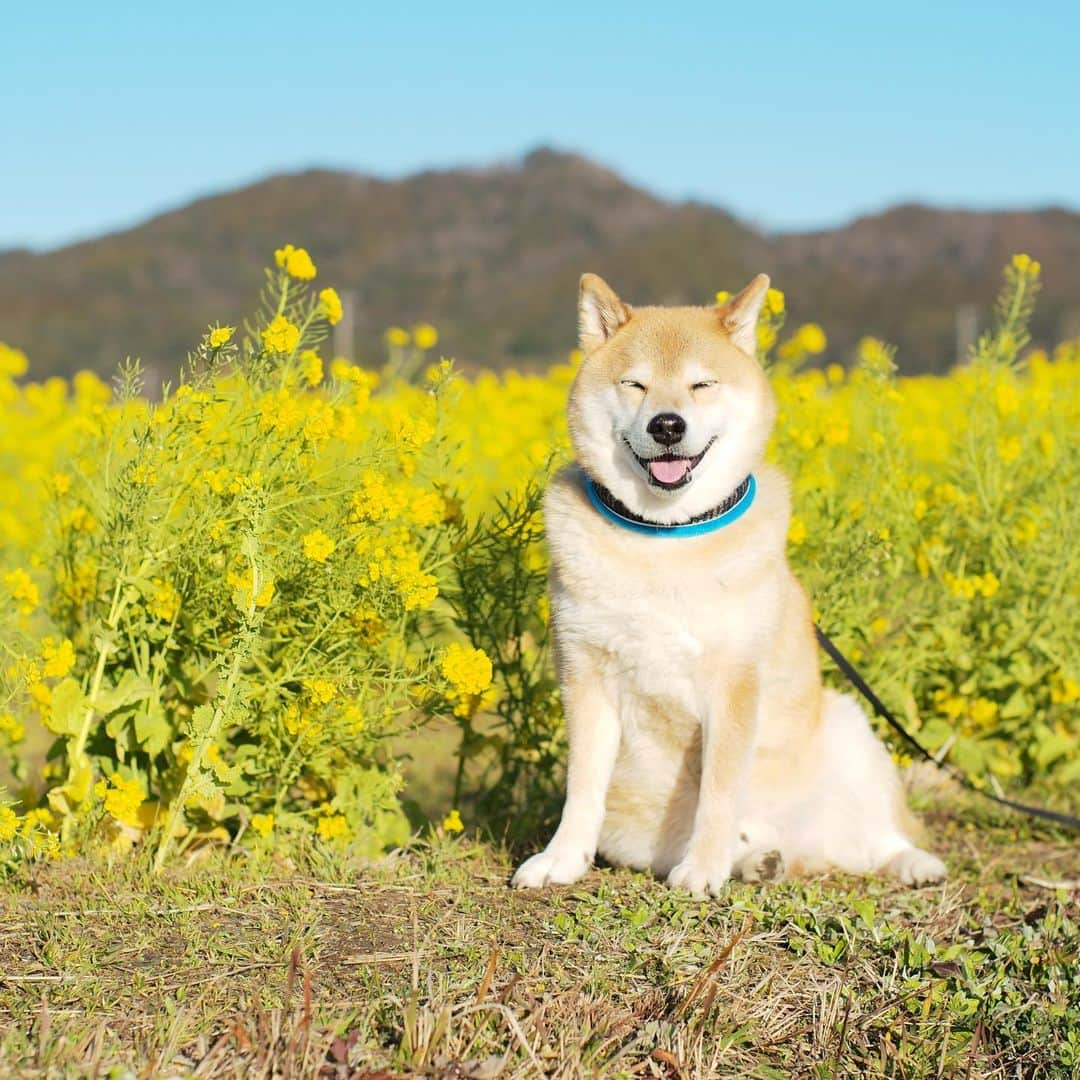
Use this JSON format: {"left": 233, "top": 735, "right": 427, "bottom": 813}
{"left": 814, "top": 625, "right": 1080, "bottom": 833}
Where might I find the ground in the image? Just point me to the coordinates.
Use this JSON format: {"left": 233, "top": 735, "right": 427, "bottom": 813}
{"left": 0, "top": 792, "right": 1077, "bottom": 1079}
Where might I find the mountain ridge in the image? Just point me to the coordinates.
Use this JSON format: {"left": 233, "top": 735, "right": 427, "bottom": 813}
{"left": 3, "top": 149, "right": 1078, "bottom": 378}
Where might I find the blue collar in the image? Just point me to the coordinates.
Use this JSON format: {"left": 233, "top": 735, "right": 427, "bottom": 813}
{"left": 586, "top": 474, "right": 757, "bottom": 537}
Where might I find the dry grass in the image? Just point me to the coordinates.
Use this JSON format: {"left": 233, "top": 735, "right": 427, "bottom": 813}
{"left": 1, "top": 795, "right": 1077, "bottom": 1078}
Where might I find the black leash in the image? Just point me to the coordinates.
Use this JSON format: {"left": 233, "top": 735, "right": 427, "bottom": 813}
{"left": 814, "top": 625, "right": 1080, "bottom": 833}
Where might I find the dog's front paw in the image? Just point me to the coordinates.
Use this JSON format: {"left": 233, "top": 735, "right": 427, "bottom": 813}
{"left": 884, "top": 847, "right": 946, "bottom": 887}
{"left": 511, "top": 846, "right": 591, "bottom": 889}
{"left": 666, "top": 855, "right": 731, "bottom": 898}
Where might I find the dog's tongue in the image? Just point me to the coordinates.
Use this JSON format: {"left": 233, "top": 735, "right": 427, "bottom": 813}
{"left": 649, "top": 458, "right": 691, "bottom": 485}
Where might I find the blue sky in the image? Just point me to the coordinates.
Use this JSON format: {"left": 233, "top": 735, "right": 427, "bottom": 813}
{"left": 4, "top": 1, "right": 1079, "bottom": 250}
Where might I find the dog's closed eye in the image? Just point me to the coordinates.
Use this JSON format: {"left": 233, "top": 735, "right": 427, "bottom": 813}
{"left": 691, "top": 380, "right": 718, "bottom": 391}
{"left": 620, "top": 379, "right": 647, "bottom": 391}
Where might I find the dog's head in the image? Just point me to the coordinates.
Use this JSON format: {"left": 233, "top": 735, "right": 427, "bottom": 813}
{"left": 567, "top": 273, "right": 777, "bottom": 524}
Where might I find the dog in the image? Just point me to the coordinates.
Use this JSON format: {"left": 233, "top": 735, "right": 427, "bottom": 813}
{"left": 511, "top": 273, "right": 946, "bottom": 895}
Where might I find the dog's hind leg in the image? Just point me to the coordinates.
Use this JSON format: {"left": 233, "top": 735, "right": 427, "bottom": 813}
{"left": 732, "top": 819, "right": 785, "bottom": 882}
{"left": 781, "top": 691, "right": 946, "bottom": 885}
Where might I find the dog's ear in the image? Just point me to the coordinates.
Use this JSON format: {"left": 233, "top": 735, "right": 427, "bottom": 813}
{"left": 716, "top": 274, "right": 770, "bottom": 356}
{"left": 579, "top": 273, "right": 632, "bottom": 351}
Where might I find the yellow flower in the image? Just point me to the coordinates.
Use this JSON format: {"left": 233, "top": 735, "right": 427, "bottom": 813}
{"left": 970, "top": 698, "right": 998, "bottom": 728}
{"left": 209, "top": 325, "right": 235, "bottom": 349}
{"left": 250, "top": 813, "right": 274, "bottom": 838}
{"left": 823, "top": 418, "right": 850, "bottom": 446}
{"left": 53, "top": 472, "right": 72, "bottom": 496}
{"left": 274, "top": 244, "right": 317, "bottom": 280}
{"left": 413, "top": 323, "right": 439, "bottom": 350}
{"left": 1010, "top": 252, "right": 1040, "bottom": 276}
{"left": 94, "top": 774, "right": 146, "bottom": 828}
{"left": 303, "top": 678, "right": 336, "bottom": 705}
{"left": 997, "top": 435, "right": 1021, "bottom": 463}
{"left": 0, "top": 805, "right": 18, "bottom": 841}
{"left": 1013, "top": 517, "right": 1039, "bottom": 544}
{"left": 787, "top": 517, "right": 807, "bottom": 545}
{"left": 442, "top": 809, "right": 464, "bottom": 833}
{"left": 41, "top": 638, "right": 76, "bottom": 679}
{"left": 261, "top": 315, "right": 301, "bottom": 354}
{"left": 4, "top": 568, "right": 39, "bottom": 615}
{"left": 316, "top": 812, "right": 349, "bottom": 840}
{"left": 300, "top": 350, "right": 323, "bottom": 387}
{"left": 765, "top": 288, "right": 785, "bottom": 316}
{"left": 148, "top": 579, "right": 180, "bottom": 621}
{"left": 61, "top": 506, "right": 96, "bottom": 533}
{"left": 426, "top": 358, "right": 454, "bottom": 387}
{"left": 302, "top": 529, "right": 336, "bottom": 563}
{"left": 384, "top": 326, "right": 410, "bottom": 348}
{"left": 318, "top": 288, "right": 343, "bottom": 325}
{"left": 0, "top": 712, "right": 26, "bottom": 744}
{"left": 200, "top": 466, "right": 231, "bottom": 494}
{"left": 799, "top": 323, "right": 827, "bottom": 354}
{"left": 408, "top": 489, "right": 446, "bottom": 528}
{"left": 995, "top": 381, "right": 1019, "bottom": 416}
{"left": 1051, "top": 676, "right": 1080, "bottom": 705}
{"left": 227, "top": 568, "right": 276, "bottom": 609}
{"left": 857, "top": 337, "right": 896, "bottom": 378}
{"left": 0, "top": 342, "right": 29, "bottom": 378}
{"left": 440, "top": 644, "right": 493, "bottom": 716}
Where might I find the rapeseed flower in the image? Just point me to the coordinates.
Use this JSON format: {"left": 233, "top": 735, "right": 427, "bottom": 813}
{"left": 300, "top": 350, "right": 323, "bottom": 387}
{"left": 94, "top": 775, "right": 146, "bottom": 828}
{"left": 316, "top": 812, "right": 348, "bottom": 840}
{"left": 303, "top": 678, "right": 336, "bottom": 705}
{"left": 413, "top": 323, "right": 438, "bottom": 350}
{"left": 440, "top": 644, "right": 493, "bottom": 716}
{"left": 302, "top": 529, "right": 336, "bottom": 562}
{"left": 274, "top": 244, "right": 317, "bottom": 280}
{"left": 318, "top": 288, "right": 343, "bottom": 325}
{"left": 40, "top": 638, "right": 76, "bottom": 678}
{"left": 261, "top": 315, "right": 301, "bottom": 354}
{"left": 0, "top": 805, "right": 18, "bottom": 841}
{"left": 4, "top": 568, "right": 39, "bottom": 615}
{"left": 250, "top": 813, "right": 274, "bottom": 837}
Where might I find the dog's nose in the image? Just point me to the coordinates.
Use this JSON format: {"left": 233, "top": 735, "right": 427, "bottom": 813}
{"left": 646, "top": 412, "right": 686, "bottom": 446}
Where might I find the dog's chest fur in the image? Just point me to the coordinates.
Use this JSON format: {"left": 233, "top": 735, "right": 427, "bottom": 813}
{"left": 546, "top": 468, "right": 785, "bottom": 722}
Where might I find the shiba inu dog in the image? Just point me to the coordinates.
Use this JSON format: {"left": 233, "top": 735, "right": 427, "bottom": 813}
{"left": 512, "top": 273, "right": 946, "bottom": 896}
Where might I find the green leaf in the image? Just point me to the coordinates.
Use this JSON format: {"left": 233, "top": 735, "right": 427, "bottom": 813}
{"left": 44, "top": 678, "right": 86, "bottom": 737}
{"left": 1034, "top": 731, "right": 1076, "bottom": 769}
{"left": 95, "top": 670, "right": 152, "bottom": 716}
{"left": 951, "top": 736, "right": 987, "bottom": 776}
{"left": 918, "top": 718, "right": 954, "bottom": 752}
{"left": 852, "top": 898, "right": 877, "bottom": 929}
{"left": 190, "top": 704, "right": 215, "bottom": 737}
{"left": 134, "top": 702, "right": 172, "bottom": 757}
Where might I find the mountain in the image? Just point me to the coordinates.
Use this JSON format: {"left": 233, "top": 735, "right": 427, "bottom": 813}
{"left": 2, "top": 149, "right": 1078, "bottom": 380}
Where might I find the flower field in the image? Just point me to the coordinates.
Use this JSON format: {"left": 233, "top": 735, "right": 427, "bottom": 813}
{"left": 0, "top": 250, "right": 1077, "bottom": 871}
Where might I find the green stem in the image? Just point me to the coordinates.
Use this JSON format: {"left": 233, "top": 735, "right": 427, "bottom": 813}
{"left": 152, "top": 549, "right": 260, "bottom": 872}
{"left": 71, "top": 574, "right": 127, "bottom": 765}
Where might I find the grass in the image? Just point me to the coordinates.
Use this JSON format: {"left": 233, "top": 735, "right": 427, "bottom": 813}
{"left": 0, "top": 790, "right": 1077, "bottom": 1079}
